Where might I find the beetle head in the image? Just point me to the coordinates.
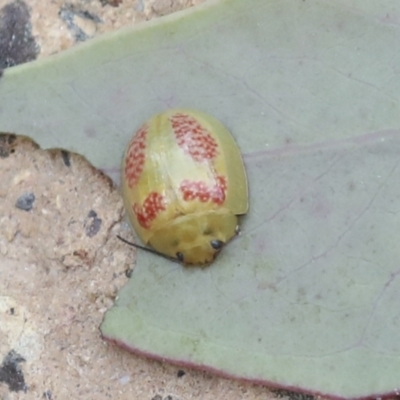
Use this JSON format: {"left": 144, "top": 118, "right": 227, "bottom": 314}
{"left": 148, "top": 210, "right": 239, "bottom": 266}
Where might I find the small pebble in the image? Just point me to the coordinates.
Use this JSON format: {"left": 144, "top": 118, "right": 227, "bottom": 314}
{"left": 125, "top": 268, "right": 133, "bottom": 278}
{"left": 60, "top": 150, "right": 71, "bottom": 167}
{"left": 84, "top": 209, "right": 102, "bottom": 237}
{"left": 15, "top": 192, "right": 35, "bottom": 211}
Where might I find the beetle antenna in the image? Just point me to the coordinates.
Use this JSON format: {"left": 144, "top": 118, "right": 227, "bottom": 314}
{"left": 116, "top": 235, "right": 179, "bottom": 263}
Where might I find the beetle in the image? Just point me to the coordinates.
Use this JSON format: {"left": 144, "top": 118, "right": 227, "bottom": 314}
{"left": 119, "top": 108, "right": 248, "bottom": 266}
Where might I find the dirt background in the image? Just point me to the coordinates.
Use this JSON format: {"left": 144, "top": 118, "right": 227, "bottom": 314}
{"left": 0, "top": 0, "right": 205, "bottom": 66}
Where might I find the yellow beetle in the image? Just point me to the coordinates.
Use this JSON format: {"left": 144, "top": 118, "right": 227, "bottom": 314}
{"left": 119, "top": 109, "right": 248, "bottom": 266}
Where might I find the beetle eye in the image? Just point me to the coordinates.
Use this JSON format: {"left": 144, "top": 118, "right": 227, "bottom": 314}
{"left": 210, "top": 239, "right": 224, "bottom": 250}
{"left": 176, "top": 252, "right": 184, "bottom": 262}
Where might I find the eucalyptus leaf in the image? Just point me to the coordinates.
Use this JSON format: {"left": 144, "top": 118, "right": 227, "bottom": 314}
{"left": 1, "top": 0, "right": 400, "bottom": 398}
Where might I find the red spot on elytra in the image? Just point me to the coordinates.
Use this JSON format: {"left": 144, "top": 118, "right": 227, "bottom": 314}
{"left": 180, "top": 176, "right": 227, "bottom": 205}
{"left": 133, "top": 192, "right": 166, "bottom": 229}
{"left": 125, "top": 124, "right": 148, "bottom": 188}
{"left": 170, "top": 113, "right": 219, "bottom": 162}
